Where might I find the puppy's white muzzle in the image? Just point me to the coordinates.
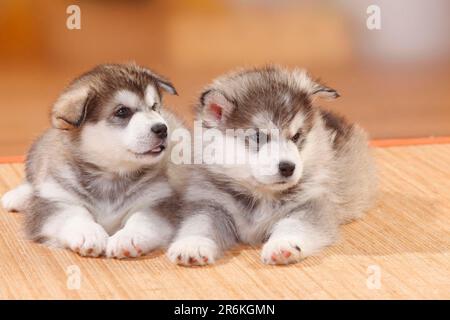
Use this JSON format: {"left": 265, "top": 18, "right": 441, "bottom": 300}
{"left": 123, "top": 112, "right": 168, "bottom": 155}
{"left": 251, "top": 139, "right": 303, "bottom": 189}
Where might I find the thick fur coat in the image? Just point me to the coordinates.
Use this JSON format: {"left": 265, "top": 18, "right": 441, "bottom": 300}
{"left": 2, "top": 64, "right": 184, "bottom": 258}
{"left": 167, "top": 66, "right": 376, "bottom": 265}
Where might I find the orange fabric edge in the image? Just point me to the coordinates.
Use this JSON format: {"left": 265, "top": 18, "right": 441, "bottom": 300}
{"left": 0, "top": 156, "right": 25, "bottom": 164}
{"left": 0, "top": 137, "right": 449, "bottom": 164}
{"left": 369, "top": 136, "right": 450, "bottom": 147}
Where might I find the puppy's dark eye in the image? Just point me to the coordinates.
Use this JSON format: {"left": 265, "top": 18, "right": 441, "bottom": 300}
{"left": 115, "top": 105, "right": 132, "bottom": 118}
{"left": 291, "top": 131, "right": 301, "bottom": 143}
{"left": 151, "top": 103, "right": 158, "bottom": 111}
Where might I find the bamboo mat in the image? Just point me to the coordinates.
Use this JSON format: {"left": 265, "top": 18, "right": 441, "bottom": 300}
{"left": 0, "top": 144, "right": 449, "bottom": 299}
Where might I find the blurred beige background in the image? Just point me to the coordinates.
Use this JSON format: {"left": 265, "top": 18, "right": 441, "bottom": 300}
{"left": 0, "top": 0, "right": 449, "bottom": 156}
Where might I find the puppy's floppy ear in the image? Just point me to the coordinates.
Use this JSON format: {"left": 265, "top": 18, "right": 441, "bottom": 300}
{"left": 199, "top": 89, "right": 236, "bottom": 127}
{"left": 311, "top": 83, "right": 340, "bottom": 100}
{"left": 51, "top": 85, "right": 94, "bottom": 130}
{"left": 141, "top": 66, "right": 177, "bottom": 96}
{"left": 292, "top": 69, "right": 340, "bottom": 100}
{"left": 156, "top": 79, "right": 178, "bottom": 96}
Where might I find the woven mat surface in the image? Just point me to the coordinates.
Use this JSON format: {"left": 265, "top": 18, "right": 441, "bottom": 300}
{"left": 0, "top": 144, "right": 449, "bottom": 299}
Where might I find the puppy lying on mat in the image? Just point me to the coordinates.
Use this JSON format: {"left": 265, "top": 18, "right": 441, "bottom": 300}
{"left": 168, "top": 66, "right": 376, "bottom": 266}
{"left": 1, "top": 63, "right": 182, "bottom": 259}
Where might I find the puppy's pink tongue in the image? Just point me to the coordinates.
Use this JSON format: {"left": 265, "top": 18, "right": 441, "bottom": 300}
{"left": 151, "top": 146, "right": 162, "bottom": 153}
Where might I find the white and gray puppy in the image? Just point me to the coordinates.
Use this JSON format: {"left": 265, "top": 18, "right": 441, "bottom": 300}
{"left": 168, "top": 66, "right": 376, "bottom": 266}
{"left": 1, "top": 63, "right": 182, "bottom": 258}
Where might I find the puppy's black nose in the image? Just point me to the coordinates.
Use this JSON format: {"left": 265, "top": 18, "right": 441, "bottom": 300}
{"left": 151, "top": 123, "right": 167, "bottom": 139}
{"left": 279, "top": 161, "right": 295, "bottom": 177}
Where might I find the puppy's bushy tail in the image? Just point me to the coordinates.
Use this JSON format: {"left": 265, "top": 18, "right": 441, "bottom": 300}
{"left": 1, "top": 182, "right": 33, "bottom": 213}
{"left": 334, "top": 125, "right": 377, "bottom": 224}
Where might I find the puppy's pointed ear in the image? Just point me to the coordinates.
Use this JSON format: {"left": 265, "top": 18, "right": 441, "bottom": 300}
{"left": 51, "top": 85, "right": 94, "bottom": 130}
{"left": 156, "top": 79, "right": 178, "bottom": 96}
{"left": 311, "top": 83, "right": 340, "bottom": 100}
{"left": 199, "top": 89, "right": 236, "bottom": 127}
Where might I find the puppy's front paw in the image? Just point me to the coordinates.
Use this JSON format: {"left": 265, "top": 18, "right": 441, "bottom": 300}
{"left": 261, "top": 236, "right": 303, "bottom": 265}
{"left": 167, "top": 236, "right": 219, "bottom": 266}
{"left": 106, "top": 229, "right": 159, "bottom": 259}
{"left": 62, "top": 222, "right": 108, "bottom": 257}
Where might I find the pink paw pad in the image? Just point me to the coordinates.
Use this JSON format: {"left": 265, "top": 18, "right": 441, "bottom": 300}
{"left": 269, "top": 249, "right": 297, "bottom": 264}
{"left": 188, "top": 257, "right": 198, "bottom": 264}
{"left": 282, "top": 250, "right": 291, "bottom": 258}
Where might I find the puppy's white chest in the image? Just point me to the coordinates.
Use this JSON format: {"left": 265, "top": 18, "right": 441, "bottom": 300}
{"left": 91, "top": 194, "right": 151, "bottom": 234}
{"left": 234, "top": 202, "right": 277, "bottom": 244}
{"left": 91, "top": 201, "right": 127, "bottom": 235}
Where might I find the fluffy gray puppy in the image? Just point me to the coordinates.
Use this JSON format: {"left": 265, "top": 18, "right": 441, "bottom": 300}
{"left": 168, "top": 66, "right": 376, "bottom": 266}
{"left": 2, "top": 63, "right": 183, "bottom": 259}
